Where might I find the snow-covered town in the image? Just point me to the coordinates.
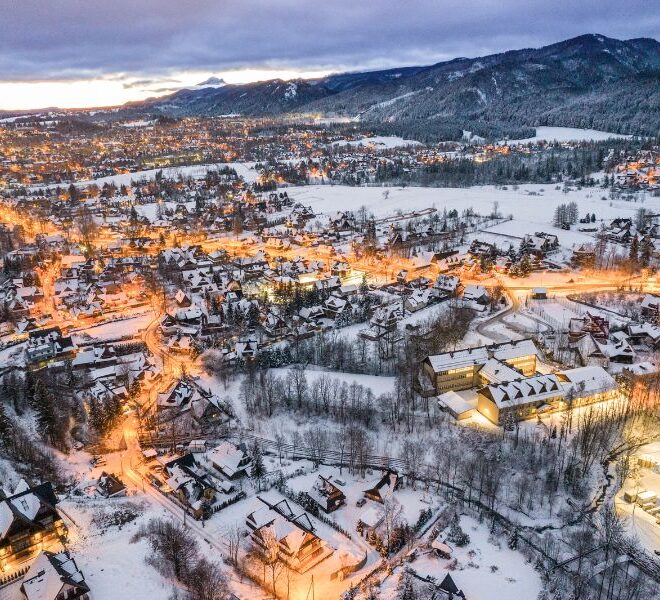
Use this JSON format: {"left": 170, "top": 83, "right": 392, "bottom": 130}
{"left": 0, "top": 6, "right": 659, "bottom": 600}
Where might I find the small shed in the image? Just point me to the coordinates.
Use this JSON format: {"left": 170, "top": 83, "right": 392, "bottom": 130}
{"left": 531, "top": 287, "right": 548, "bottom": 300}
{"left": 431, "top": 540, "right": 452, "bottom": 558}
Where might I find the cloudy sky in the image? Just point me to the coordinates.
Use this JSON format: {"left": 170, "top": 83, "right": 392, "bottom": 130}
{"left": 0, "top": 0, "right": 656, "bottom": 110}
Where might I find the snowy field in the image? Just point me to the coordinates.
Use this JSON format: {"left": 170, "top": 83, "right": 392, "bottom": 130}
{"left": 504, "top": 126, "right": 632, "bottom": 144}
{"left": 327, "top": 135, "right": 422, "bottom": 149}
{"left": 479, "top": 216, "right": 594, "bottom": 249}
{"left": 271, "top": 365, "right": 396, "bottom": 396}
{"left": 526, "top": 298, "right": 630, "bottom": 330}
{"left": 408, "top": 514, "right": 542, "bottom": 600}
{"left": 61, "top": 499, "right": 175, "bottom": 600}
{"left": 288, "top": 183, "right": 655, "bottom": 235}
{"left": 33, "top": 161, "right": 259, "bottom": 190}
{"left": 72, "top": 311, "right": 155, "bottom": 343}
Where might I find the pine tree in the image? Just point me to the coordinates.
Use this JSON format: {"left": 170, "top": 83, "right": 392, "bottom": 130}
{"left": 359, "top": 274, "right": 369, "bottom": 296}
{"left": 251, "top": 446, "right": 266, "bottom": 491}
{"left": 629, "top": 234, "right": 639, "bottom": 265}
{"left": 23, "top": 370, "right": 36, "bottom": 406}
{"left": 519, "top": 254, "right": 532, "bottom": 277}
{"left": 399, "top": 575, "right": 415, "bottom": 600}
{"left": 447, "top": 514, "right": 470, "bottom": 547}
{"left": 508, "top": 244, "right": 517, "bottom": 262}
{"left": 232, "top": 206, "right": 244, "bottom": 237}
{"left": 508, "top": 527, "right": 519, "bottom": 550}
{"left": 32, "top": 380, "right": 60, "bottom": 446}
{"left": 87, "top": 396, "right": 106, "bottom": 435}
{"left": 0, "top": 402, "right": 12, "bottom": 450}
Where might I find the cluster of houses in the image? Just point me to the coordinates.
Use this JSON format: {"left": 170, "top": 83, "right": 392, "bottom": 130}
{"left": 0, "top": 276, "right": 44, "bottom": 321}
{"left": 143, "top": 435, "right": 410, "bottom": 582}
{"left": 422, "top": 339, "right": 618, "bottom": 424}
{"left": 614, "top": 153, "right": 659, "bottom": 191}
{"left": 72, "top": 340, "right": 161, "bottom": 410}
{"left": 52, "top": 255, "right": 151, "bottom": 319}
{"left": 23, "top": 329, "right": 162, "bottom": 419}
{"left": 24, "top": 326, "right": 77, "bottom": 366}
{"left": 145, "top": 441, "right": 250, "bottom": 519}
{"left": 562, "top": 300, "right": 660, "bottom": 376}
{"left": 155, "top": 376, "right": 233, "bottom": 434}
{"left": 246, "top": 496, "right": 335, "bottom": 574}
{"left": 245, "top": 469, "right": 403, "bottom": 579}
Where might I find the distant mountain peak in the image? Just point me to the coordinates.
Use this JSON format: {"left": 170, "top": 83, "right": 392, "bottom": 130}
{"left": 191, "top": 77, "right": 226, "bottom": 89}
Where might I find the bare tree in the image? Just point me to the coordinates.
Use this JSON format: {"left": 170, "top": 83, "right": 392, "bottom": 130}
{"left": 226, "top": 522, "right": 243, "bottom": 566}
{"left": 184, "top": 558, "right": 229, "bottom": 600}
{"left": 381, "top": 496, "right": 404, "bottom": 551}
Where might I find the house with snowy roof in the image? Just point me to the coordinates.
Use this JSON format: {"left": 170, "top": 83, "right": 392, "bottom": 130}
{"left": 478, "top": 374, "right": 564, "bottom": 424}
{"left": 163, "top": 454, "right": 218, "bottom": 519}
{"left": 20, "top": 550, "right": 90, "bottom": 600}
{"left": 208, "top": 442, "right": 252, "bottom": 479}
{"left": 96, "top": 472, "right": 127, "bottom": 499}
{"left": 434, "top": 274, "right": 461, "bottom": 296}
{"left": 24, "top": 326, "right": 76, "bottom": 365}
{"left": 0, "top": 481, "right": 66, "bottom": 570}
{"left": 640, "top": 293, "right": 660, "bottom": 322}
{"left": 626, "top": 322, "right": 660, "bottom": 349}
{"left": 477, "top": 366, "right": 617, "bottom": 425}
{"left": 422, "top": 339, "right": 538, "bottom": 395}
{"left": 156, "top": 377, "right": 231, "bottom": 428}
{"left": 424, "top": 340, "right": 617, "bottom": 424}
{"left": 246, "top": 497, "right": 333, "bottom": 573}
{"left": 306, "top": 475, "right": 346, "bottom": 513}
{"left": 462, "top": 284, "right": 490, "bottom": 305}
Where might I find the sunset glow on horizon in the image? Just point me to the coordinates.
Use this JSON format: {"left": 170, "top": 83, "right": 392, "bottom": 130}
{"left": 0, "top": 67, "right": 333, "bottom": 111}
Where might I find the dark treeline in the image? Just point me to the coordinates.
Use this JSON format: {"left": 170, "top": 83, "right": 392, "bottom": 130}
{"left": 374, "top": 119, "right": 535, "bottom": 143}
{"left": 376, "top": 139, "right": 651, "bottom": 188}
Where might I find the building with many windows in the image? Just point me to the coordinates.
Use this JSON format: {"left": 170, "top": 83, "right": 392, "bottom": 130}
{"left": 425, "top": 340, "right": 618, "bottom": 425}
{"left": 0, "top": 481, "right": 67, "bottom": 572}
{"left": 422, "top": 339, "right": 538, "bottom": 394}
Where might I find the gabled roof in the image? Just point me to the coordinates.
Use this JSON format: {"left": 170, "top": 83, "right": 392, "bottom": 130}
{"left": 481, "top": 374, "right": 562, "bottom": 408}
{"left": 556, "top": 366, "right": 617, "bottom": 396}
{"left": 208, "top": 442, "right": 250, "bottom": 477}
{"left": 425, "top": 346, "right": 489, "bottom": 373}
{"left": 0, "top": 481, "right": 59, "bottom": 541}
{"left": 479, "top": 358, "right": 521, "bottom": 384}
{"left": 21, "top": 551, "right": 89, "bottom": 600}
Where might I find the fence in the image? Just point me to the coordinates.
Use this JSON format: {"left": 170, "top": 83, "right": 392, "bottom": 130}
{"left": 138, "top": 430, "right": 660, "bottom": 584}
{"left": 210, "top": 491, "right": 246, "bottom": 514}
{"left": 0, "top": 565, "right": 29, "bottom": 589}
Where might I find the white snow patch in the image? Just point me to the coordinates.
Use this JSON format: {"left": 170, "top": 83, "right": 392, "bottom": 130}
{"left": 504, "top": 126, "right": 632, "bottom": 145}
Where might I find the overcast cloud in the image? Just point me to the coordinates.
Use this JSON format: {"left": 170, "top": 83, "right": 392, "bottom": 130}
{"left": 0, "top": 0, "right": 656, "bottom": 84}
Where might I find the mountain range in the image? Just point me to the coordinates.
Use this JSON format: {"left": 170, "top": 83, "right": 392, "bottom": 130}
{"left": 15, "top": 34, "right": 660, "bottom": 141}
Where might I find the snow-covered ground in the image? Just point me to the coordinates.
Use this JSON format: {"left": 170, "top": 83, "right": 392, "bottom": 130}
{"left": 271, "top": 365, "right": 396, "bottom": 396}
{"left": 32, "top": 161, "right": 259, "bottom": 190}
{"left": 72, "top": 311, "right": 154, "bottom": 343}
{"left": 327, "top": 135, "right": 422, "bottom": 149}
{"left": 61, "top": 499, "right": 175, "bottom": 600}
{"left": 407, "top": 514, "right": 543, "bottom": 600}
{"left": 287, "top": 183, "right": 655, "bottom": 236}
{"left": 615, "top": 441, "right": 660, "bottom": 555}
{"left": 503, "top": 126, "right": 632, "bottom": 144}
{"left": 526, "top": 297, "right": 629, "bottom": 331}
